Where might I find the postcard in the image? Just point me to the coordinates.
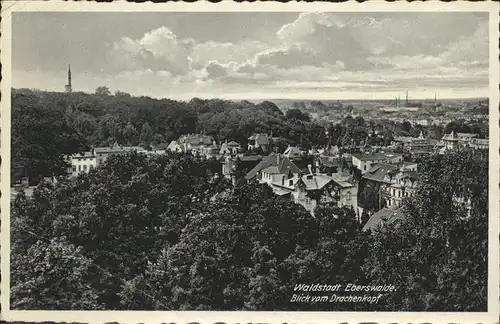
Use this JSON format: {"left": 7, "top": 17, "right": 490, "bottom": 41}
{"left": 1, "top": 1, "right": 499, "bottom": 323}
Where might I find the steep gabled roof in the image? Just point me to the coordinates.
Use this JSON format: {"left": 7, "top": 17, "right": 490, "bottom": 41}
{"left": 362, "top": 163, "right": 399, "bottom": 183}
{"left": 244, "top": 154, "right": 301, "bottom": 180}
{"left": 300, "top": 174, "right": 332, "bottom": 191}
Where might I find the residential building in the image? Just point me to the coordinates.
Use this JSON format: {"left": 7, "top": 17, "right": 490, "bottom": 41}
{"left": 248, "top": 133, "right": 270, "bottom": 152}
{"left": 168, "top": 134, "right": 214, "bottom": 153}
{"left": 69, "top": 151, "right": 97, "bottom": 177}
{"left": 198, "top": 143, "right": 220, "bottom": 159}
{"left": 167, "top": 140, "right": 183, "bottom": 153}
{"left": 351, "top": 152, "right": 403, "bottom": 174}
{"left": 361, "top": 161, "right": 419, "bottom": 211}
{"left": 392, "top": 132, "right": 431, "bottom": 151}
{"left": 67, "top": 143, "right": 149, "bottom": 177}
{"left": 93, "top": 142, "right": 146, "bottom": 166}
{"left": 245, "top": 153, "right": 357, "bottom": 216}
{"left": 382, "top": 169, "right": 419, "bottom": 209}
{"left": 456, "top": 133, "right": 479, "bottom": 144}
{"left": 440, "top": 131, "right": 460, "bottom": 151}
{"left": 219, "top": 141, "right": 242, "bottom": 156}
{"left": 470, "top": 138, "right": 489, "bottom": 150}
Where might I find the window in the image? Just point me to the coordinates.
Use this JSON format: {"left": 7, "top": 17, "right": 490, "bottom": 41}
{"left": 289, "top": 179, "right": 293, "bottom": 186}
{"left": 90, "top": 165, "right": 94, "bottom": 169}
{"left": 364, "top": 165, "right": 367, "bottom": 171}
{"left": 78, "top": 165, "right": 81, "bottom": 171}
{"left": 83, "top": 165, "right": 87, "bottom": 171}
{"left": 72, "top": 166, "right": 76, "bottom": 172}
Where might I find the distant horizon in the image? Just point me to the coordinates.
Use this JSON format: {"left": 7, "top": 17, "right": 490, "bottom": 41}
{"left": 13, "top": 87, "right": 489, "bottom": 103}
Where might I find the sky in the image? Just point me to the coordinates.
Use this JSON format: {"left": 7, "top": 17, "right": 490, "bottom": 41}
{"left": 12, "top": 12, "right": 489, "bottom": 100}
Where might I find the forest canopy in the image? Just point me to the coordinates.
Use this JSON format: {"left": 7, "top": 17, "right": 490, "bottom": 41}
{"left": 11, "top": 150, "right": 488, "bottom": 311}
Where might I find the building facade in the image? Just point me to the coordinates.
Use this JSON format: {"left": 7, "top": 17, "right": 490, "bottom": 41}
{"left": 351, "top": 152, "right": 403, "bottom": 174}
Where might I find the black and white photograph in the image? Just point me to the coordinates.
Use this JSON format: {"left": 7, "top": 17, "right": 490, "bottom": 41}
{"left": 1, "top": 2, "right": 499, "bottom": 323}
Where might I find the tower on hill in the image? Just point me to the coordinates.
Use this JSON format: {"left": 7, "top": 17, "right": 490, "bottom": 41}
{"left": 64, "top": 64, "right": 72, "bottom": 93}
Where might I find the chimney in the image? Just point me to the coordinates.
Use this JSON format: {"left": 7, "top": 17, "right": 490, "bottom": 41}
{"left": 277, "top": 154, "right": 280, "bottom": 165}
{"left": 307, "top": 164, "right": 313, "bottom": 175}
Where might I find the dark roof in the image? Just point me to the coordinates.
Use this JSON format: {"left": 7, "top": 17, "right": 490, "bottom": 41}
{"left": 244, "top": 153, "right": 301, "bottom": 180}
{"left": 238, "top": 155, "right": 263, "bottom": 162}
{"left": 154, "top": 142, "right": 170, "bottom": 150}
{"left": 363, "top": 208, "right": 404, "bottom": 232}
{"left": 362, "top": 163, "right": 399, "bottom": 182}
{"left": 351, "top": 152, "right": 401, "bottom": 162}
{"left": 178, "top": 134, "right": 214, "bottom": 146}
{"left": 71, "top": 151, "right": 95, "bottom": 158}
{"left": 94, "top": 144, "right": 145, "bottom": 154}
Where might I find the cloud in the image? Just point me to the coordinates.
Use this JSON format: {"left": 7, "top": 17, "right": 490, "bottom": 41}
{"left": 108, "top": 27, "right": 191, "bottom": 75}
{"left": 205, "top": 61, "right": 228, "bottom": 79}
{"left": 97, "top": 13, "right": 489, "bottom": 98}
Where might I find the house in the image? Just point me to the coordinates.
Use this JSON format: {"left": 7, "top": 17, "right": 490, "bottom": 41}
{"left": 245, "top": 154, "right": 357, "bottom": 216}
{"left": 93, "top": 142, "right": 146, "bottom": 166}
{"left": 359, "top": 163, "right": 399, "bottom": 211}
{"left": 248, "top": 133, "right": 270, "bottom": 152}
{"left": 316, "top": 156, "right": 339, "bottom": 175}
{"left": 362, "top": 208, "right": 404, "bottom": 232}
{"left": 175, "top": 134, "right": 214, "bottom": 153}
{"left": 351, "top": 152, "right": 403, "bottom": 174}
{"left": 167, "top": 140, "right": 183, "bottom": 153}
{"left": 244, "top": 153, "right": 301, "bottom": 182}
{"left": 470, "top": 138, "right": 489, "bottom": 150}
{"left": 253, "top": 155, "right": 303, "bottom": 184}
{"left": 382, "top": 169, "right": 419, "bottom": 209}
{"left": 457, "top": 133, "right": 478, "bottom": 144}
{"left": 147, "top": 143, "right": 169, "bottom": 155}
{"left": 283, "top": 145, "right": 303, "bottom": 160}
{"left": 199, "top": 143, "right": 220, "bottom": 159}
{"left": 268, "top": 170, "right": 357, "bottom": 216}
{"left": 219, "top": 140, "right": 242, "bottom": 156}
{"left": 440, "top": 131, "right": 460, "bottom": 151}
{"left": 68, "top": 151, "right": 97, "bottom": 177}
{"left": 362, "top": 163, "right": 399, "bottom": 184}
{"left": 392, "top": 132, "right": 431, "bottom": 151}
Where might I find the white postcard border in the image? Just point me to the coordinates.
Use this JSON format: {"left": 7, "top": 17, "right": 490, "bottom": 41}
{"left": 1, "top": 1, "right": 499, "bottom": 323}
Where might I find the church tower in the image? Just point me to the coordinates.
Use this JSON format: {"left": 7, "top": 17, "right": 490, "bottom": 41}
{"left": 65, "top": 64, "right": 72, "bottom": 93}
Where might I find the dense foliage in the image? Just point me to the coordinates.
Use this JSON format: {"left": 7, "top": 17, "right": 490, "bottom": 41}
{"left": 11, "top": 150, "right": 488, "bottom": 311}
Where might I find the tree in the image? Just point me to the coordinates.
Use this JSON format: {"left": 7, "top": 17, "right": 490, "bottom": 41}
{"left": 285, "top": 108, "right": 310, "bottom": 122}
{"left": 95, "top": 86, "right": 111, "bottom": 96}
{"left": 139, "top": 122, "right": 154, "bottom": 146}
{"left": 122, "top": 122, "right": 138, "bottom": 145}
{"left": 11, "top": 237, "right": 103, "bottom": 310}
{"left": 364, "top": 151, "right": 488, "bottom": 311}
{"left": 114, "top": 90, "right": 131, "bottom": 98}
{"left": 11, "top": 96, "right": 87, "bottom": 183}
